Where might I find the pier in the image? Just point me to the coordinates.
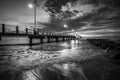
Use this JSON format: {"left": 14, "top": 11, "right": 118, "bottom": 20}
{"left": 0, "top": 24, "right": 76, "bottom": 45}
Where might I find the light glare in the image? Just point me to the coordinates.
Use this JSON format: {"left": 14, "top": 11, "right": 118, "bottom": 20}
{"left": 64, "top": 24, "right": 68, "bottom": 28}
{"left": 72, "top": 29, "right": 74, "bottom": 31}
{"left": 28, "top": 3, "right": 33, "bottom": 8}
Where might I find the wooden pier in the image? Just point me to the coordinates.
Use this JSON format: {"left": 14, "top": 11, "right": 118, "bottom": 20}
{"left": 0, "top": 24, "right": 76, "bottom": 45}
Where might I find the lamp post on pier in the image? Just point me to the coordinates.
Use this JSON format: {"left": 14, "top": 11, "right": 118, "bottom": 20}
{"left": 28, "top": 0, "right": 38, "bottom": 34}
{"left": 63, "top": 24, "right": 68, "bottom": 32}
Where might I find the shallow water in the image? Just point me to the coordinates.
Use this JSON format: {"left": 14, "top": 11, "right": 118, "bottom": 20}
{"left": 0, "top": 40, "right": 120, "bottom": 80}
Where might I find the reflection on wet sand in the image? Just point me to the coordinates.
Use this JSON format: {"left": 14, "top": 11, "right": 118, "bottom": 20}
{"left": 23, "top": 62, "right": 88, "bottom": 80}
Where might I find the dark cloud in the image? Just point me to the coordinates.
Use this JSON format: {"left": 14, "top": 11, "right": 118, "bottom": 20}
{"left": 80, "top": 0, "right": 120, "bottom": 8}
{"left": 38, "top": 18, "right": 86, "bottom": 31}
{"left": 69, "top": 13, "right": 94, "bottom": 22}
{"left": 65, "top": 13, "right": 95, "bottom": 30}
{"left": 38, "top": 22, "right": 65, "bottom": 31}
{"left": 42, "top": 0, "right": 80, "bottom": 24}
{"left": 38, "top": 14, "right": 88, "bottom": 31}
{"left": 91, "top": 15, "right": 120, "bottom": 27}
{"left": 43, "top": 0, "right": 78, "bottom": 14}
{"left": 66, "top": 22, "right": 86, "bottom": 31}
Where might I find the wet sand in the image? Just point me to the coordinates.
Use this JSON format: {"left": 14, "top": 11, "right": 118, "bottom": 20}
{"left": 0, "top": 40, "right": 120, "bottom": 80}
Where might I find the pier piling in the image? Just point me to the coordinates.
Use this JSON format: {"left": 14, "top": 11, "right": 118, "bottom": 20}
{"left": 26, "top": 28, "right": 28, "bottom": 34}
{"left": 0, "top": 35, "right": 1, "bottom": 41}
{"left": 2, "top": 24, "right": 5, "bottom": 34}
{"left": 56, "top": 37, "right": 58, "bottom": 42}
{"left": 29, "top": 38, "right": 32, "bottom": 46}
{"left": 16, "top": 26, "right": 19, "bottom": 34}
{"left": 40, "top": 38, "right": 43, "bottom": 43}
{"left": 47, "top": 38, "right": 50, "bottom": 43}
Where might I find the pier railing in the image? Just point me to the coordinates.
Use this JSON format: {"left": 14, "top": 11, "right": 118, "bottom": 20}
{"left": 0, "top": 24, "right": 56, "bottom": 35}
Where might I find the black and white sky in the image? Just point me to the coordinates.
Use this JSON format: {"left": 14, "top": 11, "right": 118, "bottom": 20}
{"left": 0, "top": 0, "right": 120, "bottom": 39}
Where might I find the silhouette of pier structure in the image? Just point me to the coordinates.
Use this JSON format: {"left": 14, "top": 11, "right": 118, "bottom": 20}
{"left": 0, "top": 24, "right": 76, "bottom": 45}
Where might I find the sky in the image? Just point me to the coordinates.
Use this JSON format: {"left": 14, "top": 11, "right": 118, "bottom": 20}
{"left": 0, "top": 0, "right": 48, "bottom": 25}
{"left": 0, "top": 0, "right": 120, "bottom": 40}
